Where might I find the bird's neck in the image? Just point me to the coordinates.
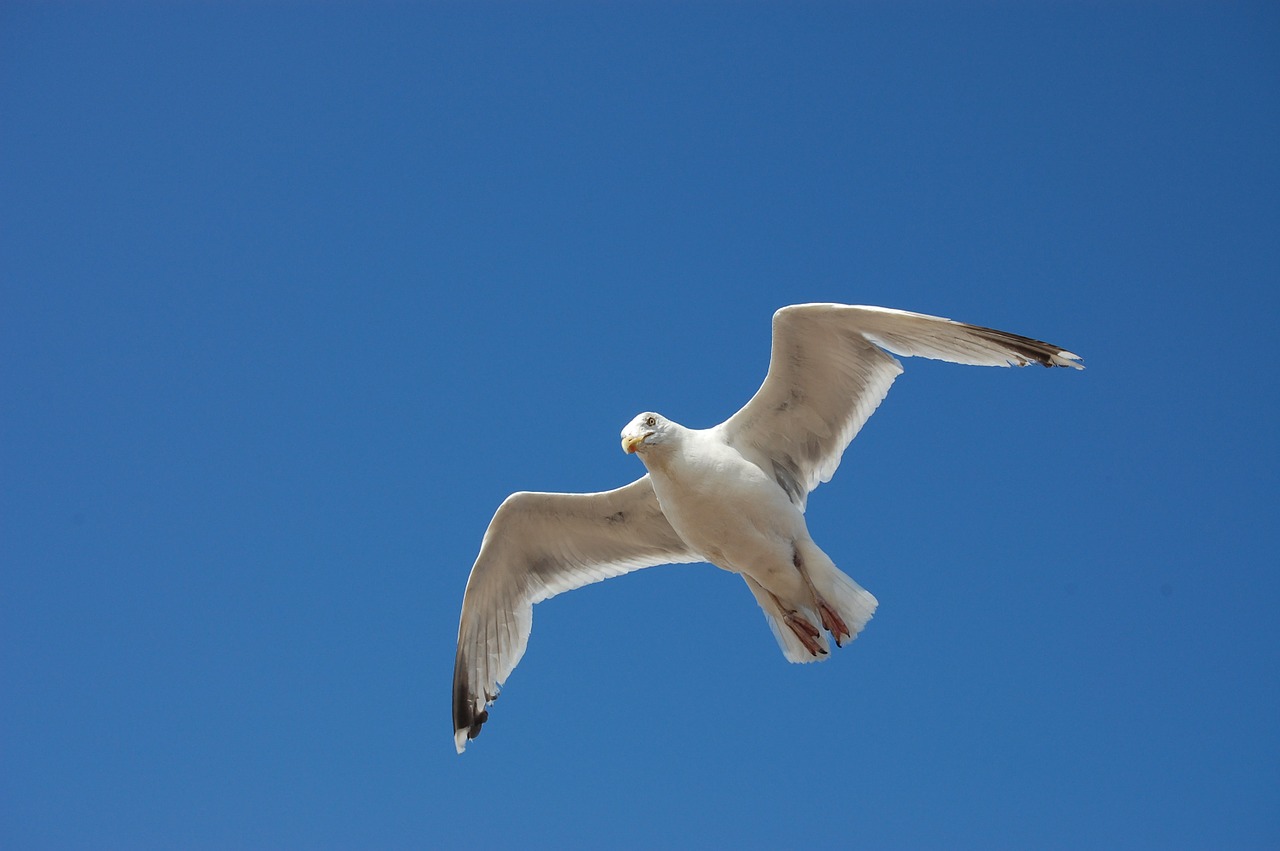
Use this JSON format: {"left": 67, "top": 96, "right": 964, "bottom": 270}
{"left": 638, "top": 429, "right": 685, "bottom": 475}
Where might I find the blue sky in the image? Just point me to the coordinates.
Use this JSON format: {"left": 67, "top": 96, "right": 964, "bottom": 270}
{"left": 2, "top": 3, "right": 1277, "bottom": 848}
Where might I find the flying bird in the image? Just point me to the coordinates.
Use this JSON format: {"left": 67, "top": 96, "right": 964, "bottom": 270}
{"left": 453, "top": 304, "right": 1082, "bottom": 752}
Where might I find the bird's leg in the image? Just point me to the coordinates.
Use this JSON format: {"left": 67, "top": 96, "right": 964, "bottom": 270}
{"left": 792, "top": 546, "right": 852, "bottom": 647}
{"left": 785, "top": 612, "right": 827, "bottom": 657}
{"left": 767, "top": 591, "right": 826, "bottom": 657}
{"left": 817, "top": 601, "right": 851, "bottom": 648}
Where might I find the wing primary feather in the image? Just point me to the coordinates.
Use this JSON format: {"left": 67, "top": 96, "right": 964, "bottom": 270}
{"left": 719, "top": 304, "right": 1081, "bottom": 510}
{"left": 452, "top": 476, "right": 699, "bottom": 752}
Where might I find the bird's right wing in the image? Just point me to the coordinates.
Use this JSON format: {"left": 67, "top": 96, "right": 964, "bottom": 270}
{"left": 718, "top": 304, "right": 1083, "bottom": 510}
{"left": 453, "top": 475, "right": 699, "bottom": 753}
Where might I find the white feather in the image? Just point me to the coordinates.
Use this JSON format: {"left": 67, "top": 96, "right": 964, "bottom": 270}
{"left": 452, "top": 303, "right": 1081, "bottom": 752}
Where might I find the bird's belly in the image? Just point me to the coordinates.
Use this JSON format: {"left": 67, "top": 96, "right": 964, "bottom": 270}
{"left": 652, "top": 459, "right": 804, "bottom": 573}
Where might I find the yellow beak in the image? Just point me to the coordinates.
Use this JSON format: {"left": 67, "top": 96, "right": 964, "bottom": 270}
{"left": 621, "top": 433, "right": 647, "bottom": 454}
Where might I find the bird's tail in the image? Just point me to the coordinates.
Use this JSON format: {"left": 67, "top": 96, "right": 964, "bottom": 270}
{"left": 821, "top": 561, "right": 879, "bottom": 642}
{"left": 742, "top": 544, "right": 878, "bottom": 663}
{"left": 798, "top": 537, "right": 878, "bottom": 646}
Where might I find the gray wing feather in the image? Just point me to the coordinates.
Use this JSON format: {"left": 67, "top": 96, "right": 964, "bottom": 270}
{"left": 718, "top": 304, "right": 1082, "bottom": 510}
{"left": 453, "top": 475, "right": 698, "bottom": 752}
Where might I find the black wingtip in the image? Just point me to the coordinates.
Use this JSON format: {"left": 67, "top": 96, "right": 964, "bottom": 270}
{"left": 469, "top": 710, "right": 488, "bottom": 740}
{"left": 453, "top": 650, "right": 482, "bottom": 748}
{"left": 453, "top": 694, "right": 488, "bottom": 742}
{"left": 968, "top": 324, "right": 1083, "bottom": 369}
{"left": 453, "top": 643, "right": 498, "bottom": 751}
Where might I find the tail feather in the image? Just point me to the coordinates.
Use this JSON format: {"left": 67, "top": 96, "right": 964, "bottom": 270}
{"left": 742, "top": 544, "right": 878, "bottom": 663}
{"left": 823, "top": 564, "right": 878, "bottom": 641}
{"left": 797, "top": 537, "right": 878, "bottom": 643}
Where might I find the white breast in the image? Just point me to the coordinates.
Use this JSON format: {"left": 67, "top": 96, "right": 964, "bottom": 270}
{"left": 645, "top": 430, "right": 805, "bottom": 572}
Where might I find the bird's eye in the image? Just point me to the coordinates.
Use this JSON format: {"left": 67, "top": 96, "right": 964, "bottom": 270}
{"left": 645, "top": 416, "right": 656, "bottom": 427}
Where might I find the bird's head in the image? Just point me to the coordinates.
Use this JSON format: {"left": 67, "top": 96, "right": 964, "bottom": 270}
{"left": 621, "top": 412, "right": 674, "bottom": 455}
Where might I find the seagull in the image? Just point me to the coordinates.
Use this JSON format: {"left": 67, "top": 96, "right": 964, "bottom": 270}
{"left": 452, "top": 304, "right": 1082, "bottom": 752}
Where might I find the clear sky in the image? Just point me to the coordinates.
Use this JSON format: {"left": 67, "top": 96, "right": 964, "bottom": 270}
{"left": 2, "top": 3, "right": 1277, "bottom": 848}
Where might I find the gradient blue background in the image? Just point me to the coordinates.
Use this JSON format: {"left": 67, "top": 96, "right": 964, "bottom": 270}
{"left": 3, "top": 3, "right": 1277, "bottom": 848}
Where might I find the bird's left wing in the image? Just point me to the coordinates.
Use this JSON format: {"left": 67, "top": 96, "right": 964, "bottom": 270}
{"left": 453, "top": 474, "right": 699, "bottom": 752}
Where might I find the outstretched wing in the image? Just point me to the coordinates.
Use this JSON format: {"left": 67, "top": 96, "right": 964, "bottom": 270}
{"left": 718, "top": 304, "right": 1083, "bottom": 510}
{"left": 453, "top": 475, "right": 699, "bottom": 753}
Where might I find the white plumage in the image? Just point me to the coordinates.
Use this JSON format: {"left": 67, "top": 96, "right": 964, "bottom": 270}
{"left": 453, "top": 304, "right": 1082, "bottom": 752}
